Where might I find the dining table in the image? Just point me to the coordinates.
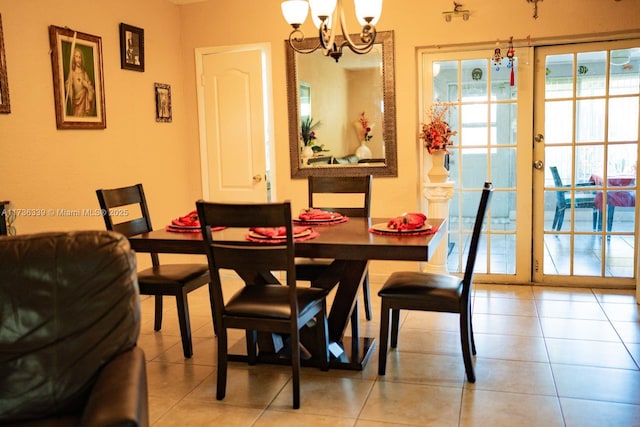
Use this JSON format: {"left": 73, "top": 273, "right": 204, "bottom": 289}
{"left": 589, "top": 174, "right": 636, "bottom": 231}
{"left": 127, "top": 216, "right": 447, "bottom": 370}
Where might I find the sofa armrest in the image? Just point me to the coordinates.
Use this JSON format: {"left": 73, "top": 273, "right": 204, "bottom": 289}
{"left": 81, "top": 346, "right": 149, "bottom": 427}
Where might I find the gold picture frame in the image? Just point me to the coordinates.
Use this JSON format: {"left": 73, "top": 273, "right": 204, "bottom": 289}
{"left": 154, "top": 83, "right": 172, "bottom": 123}
{"left": 48, "top": 25, "right": 106, "bottom": 129}
{"left": 0, "top": 14, "right": 10, "bottom": 114}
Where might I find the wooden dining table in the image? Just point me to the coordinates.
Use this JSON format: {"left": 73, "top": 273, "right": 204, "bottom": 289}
{"left": 127, "top": 216, "right": 447, "bottom": 370}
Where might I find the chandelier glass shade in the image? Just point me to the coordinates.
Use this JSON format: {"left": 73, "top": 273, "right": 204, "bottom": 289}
{"left": 281, "top": 0, "right": 382, "bottom": 62}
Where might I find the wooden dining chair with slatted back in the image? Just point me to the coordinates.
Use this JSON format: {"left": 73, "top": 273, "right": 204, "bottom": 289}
{"left": 377, "top": 182, "right": 494, "bottom": 383}
{"left": 296, "top": 175, "right": 374, "bottom": 321}
{"left": 195, "top": 200, "right": 329, "bottom": 409}
{"left": 96, "top": 183, "right": 212, "bottom": 359}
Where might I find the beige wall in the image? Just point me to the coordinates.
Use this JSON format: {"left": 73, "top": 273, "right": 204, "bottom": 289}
{"left": 0, "top": 0, "right": 199, "bottom": 236}
{"left": 2, "top": 0, "right": 640, "bottom": 238}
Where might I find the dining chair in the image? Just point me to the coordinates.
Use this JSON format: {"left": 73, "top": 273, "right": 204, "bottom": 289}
{"left": 195, "top": 200, "right": 329, "bottom": 409}
{"left": 296, "top": 175, "right": 374, "bottom": 321}
{"left": 96, "top": 183, "right": 211, "bottom": 359}
{"left": 377, "top": 182, "right": 494, "bottom": 383}
{"left": 550, "top": 166, "right": 597, "bottom": 231}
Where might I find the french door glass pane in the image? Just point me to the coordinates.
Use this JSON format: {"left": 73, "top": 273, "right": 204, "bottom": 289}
{"left": 490, "top": 190, "right": 517, "bottom": 232}
{"left": 491, "top": 58, "right": 518, "bottom": 101}
{"left": 576, "top": 51, "right": 606, "bottom": 97}
{"left": 545, "top": 54, "right": 573, "bottom": 99}
{"left": 545, "top": 100, "right": 573, "bottom": 143}
{"left": 576, "top": 144, "right": 603, "bottom": 182}
{"left": 573, "top": 235, "right": 602, "bottom": 276}
{"left": 607, "top": 144, "right": 637, "bottom": 176}
{"left": 490, "top": 234, "right": 515, "bottom": 274}
{"left": 608, "top": 97, "right": 639, "bottom": 142}
{"left": 604, "top": 236, "right": 635, "bottom": 278}
{"left": 433, "top": 61, "right": 458, "bottom": 101}
{"left": 609, "top": 49, "right": 640, "bottom": 96}
{"left": 576, "top": 98, "right": 605, "bottom": 143}
{"left": 544, "top": 234, "right": 570, "bottom": 275}
{"left": 461, "top": 59, "right": 487, "bottom": 99}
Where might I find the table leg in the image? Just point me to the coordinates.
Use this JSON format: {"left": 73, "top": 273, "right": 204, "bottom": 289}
{"left": 230, "top": 260, "right": 374, "bottom": 370}
{"left": 607, "top": 205, "right": 615, "bottom": 231}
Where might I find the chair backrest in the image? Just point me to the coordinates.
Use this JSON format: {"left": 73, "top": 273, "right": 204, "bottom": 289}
{"left": 96, "top": 183, "right": 153, "bottom": 237}
{"left": 550, "top": 166, "right": 564, "bottom": 187}
{"left": 549, "top": 166, "right": 570, "bottom": 204}
{"left": 96, "top": 183, "right": 159, "bottom": 265}
{"left": 307, "top": 175, "right": 372, "bottom": 217}
{"left": 195, "top": 200, "right": 298, "bottom": 325}
{"left": 461, "top": 182, "right": 494, "bottom": 298}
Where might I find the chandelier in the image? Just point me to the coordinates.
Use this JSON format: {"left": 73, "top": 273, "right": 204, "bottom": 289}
{"left": 281, "top": 0, "right": 383, "bottom": 62}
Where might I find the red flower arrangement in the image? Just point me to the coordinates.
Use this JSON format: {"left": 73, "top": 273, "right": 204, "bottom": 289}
{"left": 419, "top": 103, "right": 457, "bottom": 154}
{"left": 358, "top": 112, "right": 373, "bottom": 142}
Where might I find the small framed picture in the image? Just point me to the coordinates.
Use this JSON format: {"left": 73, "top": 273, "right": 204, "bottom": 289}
{"left": 0, "top": 14, "right": 11, "bottom": 114}
{"left": 119, "top": 23, "right": 144, "bottom": 72}
{"left": 154, "top": 83, "right": 172, "bottom": 122}
{"left": 48, "top": 25, "right": 106, "bottom": 129}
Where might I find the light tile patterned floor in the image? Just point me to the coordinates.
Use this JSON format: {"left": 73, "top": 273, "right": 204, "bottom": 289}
{"left": 137, "top": 279, "right": 640, "bottom": 426}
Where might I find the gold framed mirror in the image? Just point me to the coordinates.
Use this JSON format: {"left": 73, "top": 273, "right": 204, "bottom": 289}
{"left": 286, "top": 30, "right": 397, "bottom": 178}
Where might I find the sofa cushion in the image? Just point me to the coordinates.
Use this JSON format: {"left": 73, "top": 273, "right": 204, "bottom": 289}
{"left": 0, "top": 230, "right": 140, "bottom": 422}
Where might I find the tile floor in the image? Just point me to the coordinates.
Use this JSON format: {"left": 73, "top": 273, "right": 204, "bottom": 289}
{"left": 137, "top": 277, "right": 640, "bottom": 426}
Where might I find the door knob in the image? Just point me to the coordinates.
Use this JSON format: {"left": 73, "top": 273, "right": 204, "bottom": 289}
{"left": 253, "top": 174, "right": 263, "bottom": 183}
{"left": 533, "top": 160, "right": 544, "bottom": 170}
{"left": 534, "top": 133, "right": 544, "bottom": 143}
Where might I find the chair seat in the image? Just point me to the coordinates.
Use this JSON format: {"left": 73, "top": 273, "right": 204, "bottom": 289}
{"left": 379, "top": 271, "right": 463, "bottom": 311}
{"left": 567, "top": 195, "right": 595, "bottom": 208}
{"left": 226, "top": 285, "right": 326, "bottom": 319}
{"left": 137, "top": 264, "right": 209, "bottom": 287}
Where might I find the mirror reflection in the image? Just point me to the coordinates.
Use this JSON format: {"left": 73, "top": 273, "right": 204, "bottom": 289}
{"left": 286, "top": 30, "right": 397, "bottom": 177}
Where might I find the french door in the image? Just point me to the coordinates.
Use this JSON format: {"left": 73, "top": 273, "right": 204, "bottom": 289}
{"left": 422, "top": 40, "right": 639, "bottom": 287}
{"left": 421, "top": 47, "right": 534, "bottom": 284}
{"left": 533, "top": 40, "right": 640, "bottom": 286}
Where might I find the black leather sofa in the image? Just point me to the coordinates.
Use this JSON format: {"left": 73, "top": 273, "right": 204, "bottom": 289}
{"left": 0, "top": 230, "right": 149, "bottom": 426}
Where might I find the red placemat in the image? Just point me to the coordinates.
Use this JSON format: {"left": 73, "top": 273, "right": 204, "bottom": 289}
{"left": 293, "top": 216, "right": 349, "bottom": 226}
{"left": 245, "top": 229, "right": 319, "bottom": 244}
{"left": 165, "top": 225, "right": 226, "bottom": 233}
{"left": 369, "top": 226, "right": 438, "bottom": 236}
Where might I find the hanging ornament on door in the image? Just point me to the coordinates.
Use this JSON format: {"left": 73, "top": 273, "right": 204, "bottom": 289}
{"left": 492, "top": 40, "right": 503, "bottom": 71}
{"left": 506, "top": 36, "right": 516, "bottom": 86}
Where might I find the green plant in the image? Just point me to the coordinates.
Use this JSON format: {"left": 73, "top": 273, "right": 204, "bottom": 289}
{"left": 301, "top": 117, "right": 321, "bottom": 146}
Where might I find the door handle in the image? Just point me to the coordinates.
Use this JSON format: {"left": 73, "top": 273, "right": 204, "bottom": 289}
{"left": 533, "top": 160, "right": 544, "bottom": 170}
{"left": 253, "top": 174, "right": 263, "bottom": 183}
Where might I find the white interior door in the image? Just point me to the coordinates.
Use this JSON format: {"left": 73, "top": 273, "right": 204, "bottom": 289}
{"left": 196, "top": 45, "right": 273, "bottom": 203}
